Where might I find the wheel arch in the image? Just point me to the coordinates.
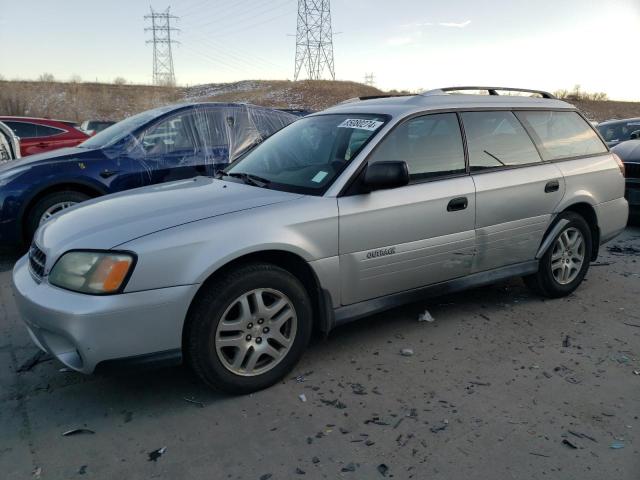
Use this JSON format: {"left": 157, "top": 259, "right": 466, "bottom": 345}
{"left": 20, "top": 181, "right": 106, "bottom": 243}
{"left": 181, "top": 249, "right": 334, "bottom": 358}
{"left": 541, "top": 202, "right": 600, "bottom": 262}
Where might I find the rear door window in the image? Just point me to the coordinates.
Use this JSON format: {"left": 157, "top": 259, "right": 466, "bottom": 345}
{"left": 35, "top": 124, "right": 65, "bottom": 137}
{"left": 461, "top": 111, "right": 541, "bottom": 170}
{"left": 4, "top": 121, "right": 38, "bottom": 138}
{"left": 368, "top": 112, "right": 466, "bottom": 180}
{"left": 517, "top": 111, "right": 607, "bottom": 160}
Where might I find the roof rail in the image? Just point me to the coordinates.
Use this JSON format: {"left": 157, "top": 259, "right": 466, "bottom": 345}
{"left": 423, "top": 86, "right": 556, "bottom": 99}
{"left": 339, "top": 94, "right": 413, "bottom": 105}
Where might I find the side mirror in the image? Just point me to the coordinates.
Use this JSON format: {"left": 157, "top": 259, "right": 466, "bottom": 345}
{"left": 630, "top": 130, "right": 640, "bottom": 140}
{"left": 363, "top": 161, "right": 409, "bottom": 191}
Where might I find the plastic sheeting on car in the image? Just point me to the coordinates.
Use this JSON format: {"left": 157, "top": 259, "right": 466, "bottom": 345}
{"left": 99, "top": 103, "right": 298, "bottom": 182}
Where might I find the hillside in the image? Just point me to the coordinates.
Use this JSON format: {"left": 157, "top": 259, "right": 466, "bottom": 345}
{"left": 0, "top": 79, "right": 638, "bottom": 123}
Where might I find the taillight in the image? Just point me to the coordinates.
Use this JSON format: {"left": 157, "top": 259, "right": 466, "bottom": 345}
{"left": 612, "top": 153, "right": 625, "bottom": 177}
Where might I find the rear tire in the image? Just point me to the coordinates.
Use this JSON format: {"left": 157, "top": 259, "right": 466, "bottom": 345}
{"left": 186, "top": 263, "right": 313, "bottom": 394}
{"left": 524, "top": 212, "right": 592, "bottom": 298}
{"left": 25, "top": 191, "right": 91, "bottom": 244}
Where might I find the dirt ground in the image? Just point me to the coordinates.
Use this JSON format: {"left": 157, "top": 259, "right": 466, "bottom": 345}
{"left": 1, "top": 226, "right": 639, "bottom": 480}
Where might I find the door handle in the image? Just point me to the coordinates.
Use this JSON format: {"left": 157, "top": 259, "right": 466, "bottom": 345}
{"left": 36, "top": 142, "right": 48, "bottom": 147}
{"left": 545, "top": 180, "right": 560, "bottom": 193}
{"left": 447, "top": 197, "right": 468, "bottom": 212}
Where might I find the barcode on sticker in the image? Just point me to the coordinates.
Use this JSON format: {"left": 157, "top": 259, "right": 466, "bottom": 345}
{"left": 337, "top": 119, "right": 384, "bottom": 131}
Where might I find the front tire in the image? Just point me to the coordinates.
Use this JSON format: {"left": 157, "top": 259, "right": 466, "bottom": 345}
{"left": 186, "top": 263, "right": 313, "bottom": 394}
{"left": 524, "top": 212, "right": 592, "bottom": 298}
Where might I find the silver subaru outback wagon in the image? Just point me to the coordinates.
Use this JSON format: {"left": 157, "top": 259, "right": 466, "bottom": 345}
{"left": 13, "top": 87, "right": 628, "bottom": 393}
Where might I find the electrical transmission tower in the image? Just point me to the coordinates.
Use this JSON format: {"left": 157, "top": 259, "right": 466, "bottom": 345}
{"left": 144, "top": 7, "right": 179, "bottom": 86}
{"left": 364, "top": 73, "right": 375, "bottom": 86}
{"left": 294, "top": 0, "right": 335, "bottom": 81}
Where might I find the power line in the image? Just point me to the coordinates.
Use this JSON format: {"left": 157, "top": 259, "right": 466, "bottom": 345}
{"left": 294, "top": 0, "right": 335, "bottom": 81}
{"left": 144, "top": 7, "right": 180, "bottom": 86}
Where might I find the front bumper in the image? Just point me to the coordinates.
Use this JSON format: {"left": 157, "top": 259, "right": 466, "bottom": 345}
{"left": 12, "top": 255, "right": 199, "bottom": 373}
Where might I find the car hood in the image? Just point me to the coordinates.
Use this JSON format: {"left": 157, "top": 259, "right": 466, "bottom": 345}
{"left": 0, "top": 146, "right": 96, "bottom": 173}
{"left": 36, "top": 177, "right": 303, "bottom": 256}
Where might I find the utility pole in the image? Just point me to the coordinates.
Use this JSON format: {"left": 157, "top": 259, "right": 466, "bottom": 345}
{"left": 364, "top": 73, "right": 375, "bottom": 86}
{"left": 144, "top": 7, "right": 179, "bottom": 86}
{"left": 294, "top": 0, "right": 335, "bottom": 81}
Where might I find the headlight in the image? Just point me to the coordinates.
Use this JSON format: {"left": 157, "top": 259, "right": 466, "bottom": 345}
{"left": 49, "top": 251, "right": 136, "bottom": 294}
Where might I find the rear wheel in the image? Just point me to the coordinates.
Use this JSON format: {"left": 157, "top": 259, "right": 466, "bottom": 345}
{"left": 25, "top": 191, "right": 91, "bottom": 243}
{"left": 524, "top": 212, "right": 592, "bottom": 298}
{"left": 186, "top": 263, "right": 313, "bottom": 394}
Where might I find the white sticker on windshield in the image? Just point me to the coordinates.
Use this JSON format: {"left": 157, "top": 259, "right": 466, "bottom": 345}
{"left": 311, "top": 171, "right": 328, "bottom": 183}
{"left": 337, "top": 118, "right": 384, "bottom": 131}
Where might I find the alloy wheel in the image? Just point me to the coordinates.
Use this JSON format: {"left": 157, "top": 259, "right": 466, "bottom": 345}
{"left": 550, "top": 227, "right": 585, "bottom": 285}
{"left": 214, "top": 288, "right": 297, "bottom": 377}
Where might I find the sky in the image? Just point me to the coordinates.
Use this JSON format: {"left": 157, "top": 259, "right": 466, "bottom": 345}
{"left": 1, "top": 0, "right": 639, "bottom": 100}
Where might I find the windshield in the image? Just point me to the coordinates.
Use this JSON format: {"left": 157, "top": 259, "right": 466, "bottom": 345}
{"left": 226, "top": 114, "right": 387, "bottom": 194}
{"left": 79, "top": 105, "right": 176, "bottom": 149}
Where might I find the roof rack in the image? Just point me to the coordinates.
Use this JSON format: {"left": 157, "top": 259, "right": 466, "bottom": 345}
{"left": 423, "top": 86, "right": 556, "bottom": 99}
{"left": 339, "top": 94, "right": 413, "bottom": 104}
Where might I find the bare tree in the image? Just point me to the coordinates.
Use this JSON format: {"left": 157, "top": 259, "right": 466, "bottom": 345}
{"left": 38, "top": 73, "right": 56, "bottom": 82}
{"left": 113, "top": 77, "right": 128, "bottom": 85}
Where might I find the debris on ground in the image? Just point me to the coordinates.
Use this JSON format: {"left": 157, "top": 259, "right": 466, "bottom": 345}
{"left": 259, "top": 475, "right": 272, "bottom": 480}
{"left": 312, "top": 456, "right": 320, "bottom": 464}
{"left": 295, "top": 467, "right": 306, "bottom": 475}
{"left": 562, "top": 335, "right": 571, "bottom": 348}
{"left": 350, "top": 383, "right": 367, "bottom": 395}
{"left": 62, "top": 428, "right": 95, "bottom": 436}
{"left": 568, "top": 430, "right": 597, "bottom": 442}
{"left": 183, "top": 397, "right": 205, "bottom": 408}
{"left": 320, "top": 398, "right": 346, "bottom": 409}
{"left": 377, "top": 464, "right": 389, "bottom": 476}
{"left": 148, "top": 446, "right": 167, "bottom": 462}
{"left": 78, "top": 465, "right": 87, "bottom": 475}
{"left": 430, "top": 420, "right": 449, "bottom": 433}
{"left": 633, "top": 370, "right": 640, "bottom": 375}
{"left": 610, "top": 441, "right": 625, "bottom": 449}
{"left": 16, "top": 351, "right": 51, "bottom": 373}
{"left": 608, "top": 244, "right": 640, "bottom": 256}
{"left": 32, "top": 467, "right": 42, "bottom": 478}
{"left": 418, "top": 310, "right": 435, "bottom": 322}
{"left": 400, "top": 348, "right": 414, "bottom": 357}
{"left": 562, "top": 438, "right": 578, "bottom": 449}
{"left": 299, "top": 393, "right": 307, "bottom": 403}
{"left": 341, "top": 462, "right": 357, "bottom": 472}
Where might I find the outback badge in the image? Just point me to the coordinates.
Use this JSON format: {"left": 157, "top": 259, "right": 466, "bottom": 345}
{"left": 366, "top": 247, "right": 396, "bottom": 259}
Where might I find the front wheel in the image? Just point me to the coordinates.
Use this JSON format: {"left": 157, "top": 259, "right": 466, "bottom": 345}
{"left": 524, "top": 212, "right": 592, "bottom": 298}
{"left": 25, "top": 191, "right": 91, "bottom": 243}
{"left": 186, "top": 263, "right": 313, "bottom": 394}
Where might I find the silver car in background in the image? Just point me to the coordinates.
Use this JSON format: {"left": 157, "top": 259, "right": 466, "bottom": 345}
{"left": 13, "top": 87, "right": 628, "bottom": 393}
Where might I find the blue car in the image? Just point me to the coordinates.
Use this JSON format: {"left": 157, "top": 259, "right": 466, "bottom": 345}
{"left": 0, "top": 103, "right": 297, "bottom": 246}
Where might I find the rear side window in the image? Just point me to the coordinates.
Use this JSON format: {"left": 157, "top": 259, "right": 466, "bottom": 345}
{"left": 35, "top": 124, "right": 65, "bottom": 137}
{"left": 517, "top": 111, "right": 607, "bottom": 160}
{"left": 369, "top": 113, "right": 466, "bottom": 180}
{"left": 461, "top": 111, "right": 541, "bottom": 170}
{"left": 4, "top": 121, "right": 38, "bottom": 138}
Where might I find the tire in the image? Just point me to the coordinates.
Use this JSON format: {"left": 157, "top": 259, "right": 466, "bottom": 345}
{"left": 25, "top": 191, "right": 91, "bottom": 243}
{"left": 186, "top": 263, "right": 313, "bottom": 394}
{"left": 524, "top": 212, "right": 592, "bottom": 298}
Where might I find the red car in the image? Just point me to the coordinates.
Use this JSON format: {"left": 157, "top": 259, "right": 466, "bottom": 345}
{"left": 0, "top": 116, "right": 88, "bottom": 156}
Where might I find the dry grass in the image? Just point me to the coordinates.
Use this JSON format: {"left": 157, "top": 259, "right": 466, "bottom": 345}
{"left": 0, "top": 79, "right": 638, "bottom": 123}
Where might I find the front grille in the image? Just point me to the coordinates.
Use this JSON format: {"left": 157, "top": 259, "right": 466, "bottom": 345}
{"left": 625, "top": 162, "right": 640, "bottom": 179}
{"left": 28, "top": 244, "right": 46, "bottom": 280}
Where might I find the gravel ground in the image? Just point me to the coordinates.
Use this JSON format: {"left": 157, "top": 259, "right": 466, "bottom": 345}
{"left": 1, "top": 226, "right": 639, "bottom": 479}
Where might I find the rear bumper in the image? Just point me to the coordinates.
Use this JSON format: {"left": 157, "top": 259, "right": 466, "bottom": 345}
{"left": 12, "top": 255, "right": 198, "bottom": 373}
{"left": 596, "top": 197, "right": 629, "bottom": 244}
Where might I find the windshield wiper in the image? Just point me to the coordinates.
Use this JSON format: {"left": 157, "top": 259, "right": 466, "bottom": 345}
{"left": 224, "top": 172, "right": 271, "bottom": 188}
{"left": 483, "top": 150, "right": 507, "bottom": 166}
